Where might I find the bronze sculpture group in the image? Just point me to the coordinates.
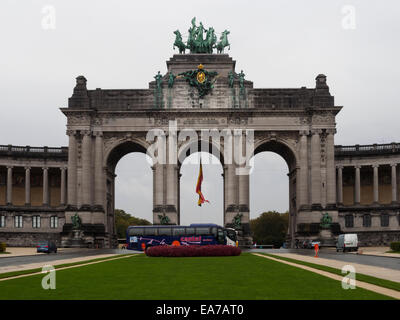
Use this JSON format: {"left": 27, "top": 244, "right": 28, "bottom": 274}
{"left": 173, "top": 17, "right": 230, "bottom": 54}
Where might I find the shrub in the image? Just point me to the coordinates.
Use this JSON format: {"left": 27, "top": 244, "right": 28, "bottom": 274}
{"left": 390, "top": 242, "right": 400, "bottom": 252}
{"left": 145, "top": 245, "right": 241, "bottom": 257}
{"left": 0, "top": 242, "right": 6, "bottom": 253}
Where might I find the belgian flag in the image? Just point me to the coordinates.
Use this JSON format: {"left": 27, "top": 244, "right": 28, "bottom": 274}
{"left": 195, "top": 159, "right": 209, "bottom": 206}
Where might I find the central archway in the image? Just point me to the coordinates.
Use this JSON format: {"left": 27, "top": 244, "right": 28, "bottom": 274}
{"left": 179, "top": 152, "right": 224, "bottom": 226}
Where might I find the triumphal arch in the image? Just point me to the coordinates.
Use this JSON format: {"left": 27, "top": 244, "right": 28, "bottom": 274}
{"left": 61, "top": 19, "right": 341, "bottom": 247}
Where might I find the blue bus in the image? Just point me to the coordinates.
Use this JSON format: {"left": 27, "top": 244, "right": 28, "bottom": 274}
{"left": 126, "top": 223, "right": 238, "bottom": 251}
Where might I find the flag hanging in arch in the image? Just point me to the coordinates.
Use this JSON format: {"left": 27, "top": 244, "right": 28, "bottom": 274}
{"left": 195, "top": 159, "right": 209, "bottom": 206}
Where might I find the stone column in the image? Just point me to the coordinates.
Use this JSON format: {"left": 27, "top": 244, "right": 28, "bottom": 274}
{"left": 298, "top": 130, "right": 309, "bottom": 207}
{"left": 238, "top": 168, "right": 250, "bottom": 212}
{"left": 166, "top": 164, "right": 178, "bottom": 208}
{"left": 337, "top": 165, "right": 343, "bottom": 204}
{"left": 224, "top": 164, "right": 236, "bottom": 209}
{"left": 354, "top": 165, "right": 361, "bottom": 205}
{"left": 67, "top": 130, "right": 78, "bottom": 207}
{"left": 81, "top": 130, "right": 92, "bottom": 208}
{"left": 326, "top": 129, "right": 336, "bottom": 206}
{"left": 153, "top": 164, "right": 164, "bottom": 207}
{"left": 6, "top": 166, "right": 13, "bottom": 205}
{"left": 372, "top": 164, "right": 379, "bottom": 204}
{"left": 391, "top": 164, "right": 398, "bottom": 203}
{"left": 25, "top": 167, "right": 31, "bottom": 205}
{"left": 94, "top": 132, "right": 104, "bottom": 209}
{"left": 42, "top": 167, "right": 49, "bottom": 206}
{"left": 310, "top": 130, "right": 322, "bottom": 207}
{"left": 60, "top": 167, "right": 67, "bottom": 205}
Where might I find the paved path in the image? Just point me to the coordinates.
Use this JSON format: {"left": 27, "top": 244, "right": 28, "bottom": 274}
{"left": 0, "top": 254, "right": 137, "bottom": 281}
{"left": 0, "top": 249, "right": 140, "bottom": 274}
{"left": 256, "top": 251, "right": 400, "bottom": 283}
{"left": 250, "top": 248, "right": 400, "bottom": 271}
{"left": 252, "top": 253, "right": 400, "bottom": 299}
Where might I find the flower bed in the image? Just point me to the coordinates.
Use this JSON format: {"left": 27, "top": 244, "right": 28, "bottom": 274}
{"left": 145, "top": 245, "right": 241, "bottom": 257}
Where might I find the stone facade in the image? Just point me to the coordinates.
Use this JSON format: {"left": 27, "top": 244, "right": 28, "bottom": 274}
{"left": 0, "top": 54, "right": 398, "bottom": 248}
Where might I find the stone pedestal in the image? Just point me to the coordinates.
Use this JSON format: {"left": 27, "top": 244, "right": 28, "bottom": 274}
{"left": 319, "top": 228, "right": 335, "bottom": 247}
{"left": 70, "top": 229, "right": 84, "bottom": 248}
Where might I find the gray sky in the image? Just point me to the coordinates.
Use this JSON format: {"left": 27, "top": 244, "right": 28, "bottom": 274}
{"left": 1, "top": 1, "right": 399, "bottom": 224}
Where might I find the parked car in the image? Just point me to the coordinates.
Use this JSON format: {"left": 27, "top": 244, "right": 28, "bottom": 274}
{"left": 36, "top": 241, "right": 57, "bottom": 254}
{"left": 336, "top": 234, "right": 358, "bottom": 252}
{"left": 301, "top": 239, "right": 312, "bottom": 249}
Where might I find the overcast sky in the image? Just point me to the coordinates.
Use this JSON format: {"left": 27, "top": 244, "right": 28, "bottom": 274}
{"left": 1, "top": 1, "right": 399, "bottom": 224}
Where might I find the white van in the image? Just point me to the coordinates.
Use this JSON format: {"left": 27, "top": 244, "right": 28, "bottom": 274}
{"left": 336, "top": 234, "right": 358, "bottom": 252}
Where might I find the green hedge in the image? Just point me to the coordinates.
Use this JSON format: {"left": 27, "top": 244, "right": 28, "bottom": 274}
{"left": 0, "top": 242, "right": 6, "bottom": 252}
{"left": 390, "top": 242, "right": 400, "bottom": 252}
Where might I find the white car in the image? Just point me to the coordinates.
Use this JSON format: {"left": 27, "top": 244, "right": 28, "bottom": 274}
{"left": 336, "top": 234, "right": 358, "bottom": 252}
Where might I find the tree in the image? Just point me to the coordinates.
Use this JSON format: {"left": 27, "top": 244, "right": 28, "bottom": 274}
{"left": 250, "top": 211, "right": 289, "bottom": 248}
{"left": 114, "top": 209, "right": 151, "bottom": 238}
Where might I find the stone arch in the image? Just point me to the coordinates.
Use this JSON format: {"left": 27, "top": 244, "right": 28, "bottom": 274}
{"left": 103, "top": 138, "right": 153, "bottom": 246}
{"left": 253, "top": 137, "right": 298, "bottom": 171}
{"left": 177, "top": 138, "right": 225, "bottom": 169}
{"left": 177, "top": 140, "right": 225, "bottom": 225}
{"left": 104, "top": 137, "right": 150, "bottom": 171}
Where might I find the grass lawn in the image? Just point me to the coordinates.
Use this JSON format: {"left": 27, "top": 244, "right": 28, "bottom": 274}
{"left": 0, "top": 253, "right": 392, "bottom": 300}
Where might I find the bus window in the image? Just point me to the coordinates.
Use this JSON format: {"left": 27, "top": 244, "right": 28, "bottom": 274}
{"left": 217, "top": 228, "right": 225, "bottom": 244}
{"left": 211, "top": 227, "right": 217, "bottom": 237}
{"left": 158, "top": 227, "right": 172, "bottom": 236}
{"left": 172, "top": 227, "right": 185, "bottom": 236}
{"left": 185, "top": 228, "right": 195, "bottom": 236}
{"left": 195, "top": 227, "right": 210, "bottom": 235}
{"left": 128, "top": 228, "right": 144, "bottom": 236}
{"left": 143, "top": 228, "right": 157, "bottom": 236}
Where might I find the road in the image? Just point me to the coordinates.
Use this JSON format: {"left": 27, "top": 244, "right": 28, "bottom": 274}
{"left": 250, "top": 248, "right": 400, "bottom": 270}
{"left": 0, "top": 248, "right": 137, "bottom": 269}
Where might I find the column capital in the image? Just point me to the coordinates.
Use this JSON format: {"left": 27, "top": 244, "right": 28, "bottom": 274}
{"left": 390, "top": 163, "right": 397, "bottom": 168}
{"left": 299, "top": 130, "right": 309, "bottom": 136}
{"left": 60, "top": 166, "right": 67, "bottom": 171}
{"left": 310, "top": 129, "right": 322, "bottom": 135}
{"left": 354, "top": 165, "right": 361, "bottom": 169}
{"left": 81, "top": 130, "right": 92, "bottom": 136}
{"left": 94, "top": 131, "right": 103, "bottom": 137}
{"left": 24, "top": 166, "right": 31, "bottom": 170}
{"left": 66, "top": 129, "right": 78, "bottom": 136}
{"left": 372, "top": 164, "right": 380, "bottom": 168}
{"left": 42, "top": 166, "right": 49, "bottom": 171}
{"left": 336, "top": 165, "right": 344, "bottom": 169}
{"left": 6, "top": 165, "right": 13, "bottom": 170}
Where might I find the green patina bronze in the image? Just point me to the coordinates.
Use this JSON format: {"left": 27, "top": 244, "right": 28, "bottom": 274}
{"left": 71, "top": 212, "right": 82, "bottom": 230}
{"left": 158, "top": 213, "right": 171, "bottom": 225}
{"left": 232, "top": 213, "right": 243, "bottom": 229}
{"left": 167, "top": 72, "right": 176, "bottom": 88}
{"left": 174, "top": 17, "right": 229, "bottom": 54}
{"left": 320, "top": 212, "right": 332, "bottom": 229}
{"left": 179, "top": 65, "right": 218, "bottom": 98}
{"left": 216, "top": 30, "right": 230, "bottom": 54}
{"left": 154, "top": 71, "right": 164, "bottom": 108}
